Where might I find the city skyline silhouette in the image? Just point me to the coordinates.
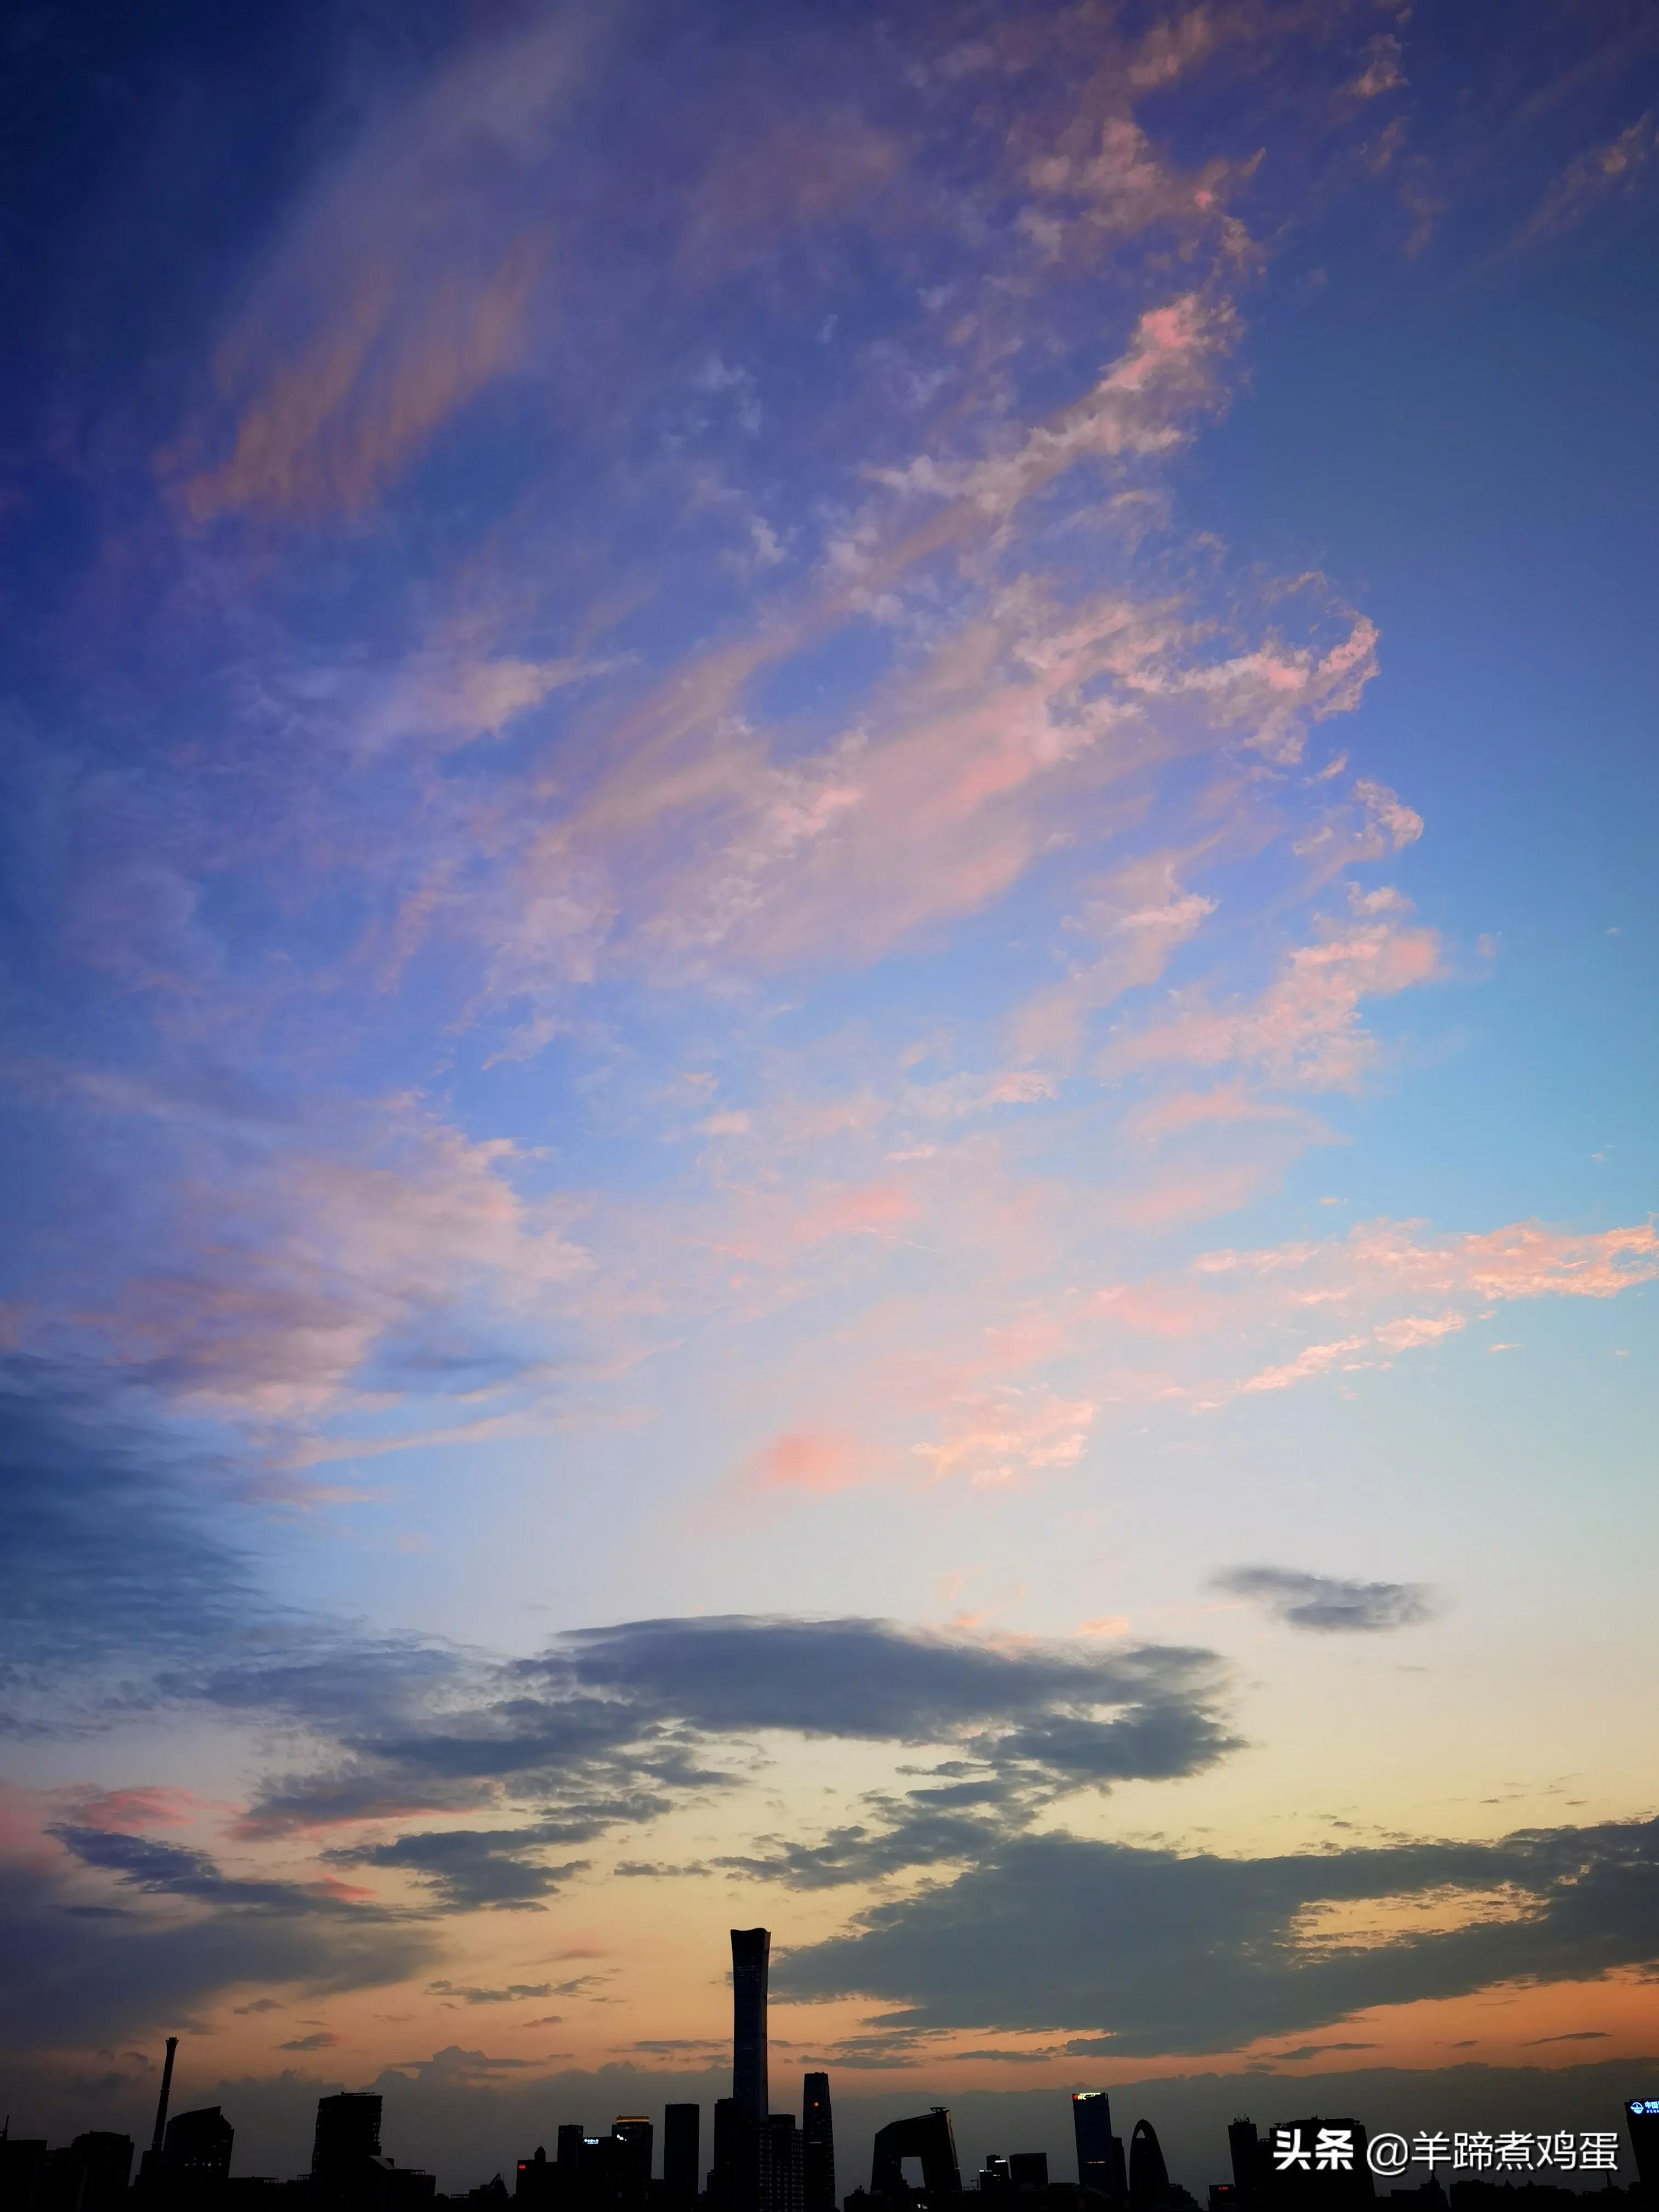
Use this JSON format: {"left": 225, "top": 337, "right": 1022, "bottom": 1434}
{"left": 2, "top": 0, "right": 1656, "bottom": 2191}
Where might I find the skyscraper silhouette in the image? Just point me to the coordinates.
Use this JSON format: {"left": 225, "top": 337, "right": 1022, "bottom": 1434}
{"left": 802, "top": 2074, "right": 834, "bottom": 2212}
{"left": 614, "top": 2117, "right": 654, "bottom": 2191}
{"left": 713, "top": 2096, "right": 757, "bottom": 2212}
{"left": 665, "top": 2106, "right": 701, "bottom": 2203}
{"left": 731, "top": 1929, "right": 771, "bottom": 2124}
{"left": 870, "top": 2111, "right": 960, "bottom": 2202}
{"left": 1627, "top": 2100, "right": 1659, "bottom": 2193}
{"left": 1073, "top": 2093, "right": 1115, "bottom": 2195}
{"left": 1129, "top": 2121, "right": 1168, "bottom": 2210}
{"left": 1228, "top": 2120, "right": 1267, "bottom": 2201}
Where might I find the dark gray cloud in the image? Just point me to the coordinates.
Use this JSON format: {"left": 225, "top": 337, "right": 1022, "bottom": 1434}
{"left": 427, "top": 1980, "right": 556, "bottom": 2005}
{"left": 321, "top": 1825, "right": 592, "bottom": 1911}
{"left": 244, "top": 1616, "right": 1238, "bottom": 1853}
{"left": 1211, "top": 1566, "right": 1437, "bottom": 1632}
{"left": 948, "top": 2048, "right": 1056, "bottom": 2064}
{"left": 712, "top": 1804, "right": 1013, "bottom": 1893}
{"left": 539, "top": 1616, "right": 1227, "bottom": 1744}
{"left": 1260, "top": 2042, "right": 1377, "bottom": 2061}
{"left": 0, "top": 1854, "right": 436, "bottom": 2051}
{"left": 278, "top": 2032, "right": 341, "bottom": 2051}
{"left": 777, "top": 1815, "right": 1659, "bottom": 2055}
{"left": 49, "top": 1825, "right": 404, "bottom": 1918}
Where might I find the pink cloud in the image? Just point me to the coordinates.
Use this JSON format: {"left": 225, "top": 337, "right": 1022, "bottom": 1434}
{"left": 793, "top": 1180, "right": 920, "bottom": 1243}
{"left": 73, "top": 1101, "right": 592, "bottom": 1421}
{"left": 1114, "top": 1215, "right": 1659, "bottom": 1404}
{"left": 912, "top": 1385, "right": 1095, "bottom": 1487}
{"left": 746, "top": 1428, "right": 874, "bottom": 1495}
{"left": 62, "top": 1786, "right": 201, "bottom": 1830}
{"left": 1241, "top": 1337, "right": 1367, "bottom": 1393}
{"left": 1374, "top": 1310, "right": 1466, "bottom": 1352}
{"left": 1010, "top": 853, "right": 1219, "bottom": 1068}
{"left": 1111, "top": 912, "right": 1441, "bottom": 1090}
{"left": 872, "top": 293, "right": 1234, "bottom": 513}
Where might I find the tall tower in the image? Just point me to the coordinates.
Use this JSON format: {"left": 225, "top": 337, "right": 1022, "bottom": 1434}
{"left": 731, "top": 1928, "right": 771, "bottom": 2124}
{"left": 802, "top": 2075, "right": 834, "bottom": 2212}
{"left": 150, "top": 2039, "right": 179, "bottom": 2160}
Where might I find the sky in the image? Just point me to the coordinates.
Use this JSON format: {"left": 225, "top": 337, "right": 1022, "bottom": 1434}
{"left": 2, "top": 0, "right": 1658, "bottom": 2192}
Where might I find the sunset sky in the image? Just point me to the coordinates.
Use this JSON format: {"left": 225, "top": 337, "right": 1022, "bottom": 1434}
{"left": 3, "top": 0, "right": 1658, "bottom": 2192}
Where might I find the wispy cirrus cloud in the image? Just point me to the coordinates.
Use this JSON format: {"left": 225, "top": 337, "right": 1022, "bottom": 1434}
{"left": 163, "top": 15, "right": 599, "bottom": 521}
{"left": 1516, "top": 112, "right": 1658, "bottom": 246}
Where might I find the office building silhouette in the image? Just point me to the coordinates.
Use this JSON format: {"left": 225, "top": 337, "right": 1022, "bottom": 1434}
{"left": 1228, "top": 2122, "right": 1266, "bottom": 2202}
{"left": 665, "top": 2106, "right": 701, "bottom": 2203}
{"left": 516, "top": 2147, "right": 556, "bottom": 2204}
{"left": 1625, "top": 2101, "right": 1659, "bottom": 2194}
{"left": 1129, "top": 2121, "right": 1168, "bottom": 2209}
{"left": 614, "top": 2119, "right": 653, "bottom": 2192}
{"left": 870, "top": 2109, "right": 960, "bottom": 2203}
{"left": 164, "top": 2107, "right": 235, "bottom": 2193}
{"left": 802, "top": 2075, "right": 834, "bottom": 2212}
{"left": 558, "top": 2127, "right": 586, "bottom": 2171}
{"left": 1073, "top": 2096, "right": 1115, "bottom": 2196}
{"left": 31, "top": 2131, "right": 136, "bottom": 2212}
{"left": 758, "top": 2115, "right": 802, "bottom": 2212}
{"left": 707, "top": 2097, "right": 739, "bottom": 2203}
{"left": 312, "top": 2091, "right": 383, "bottom": 2204}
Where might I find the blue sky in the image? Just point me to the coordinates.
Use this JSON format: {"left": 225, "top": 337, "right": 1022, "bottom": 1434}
{"left": 2, "top": 0, "right": 1657, "bottom": 2188}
